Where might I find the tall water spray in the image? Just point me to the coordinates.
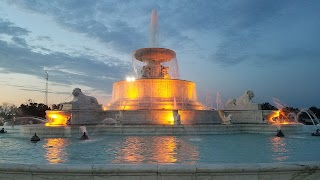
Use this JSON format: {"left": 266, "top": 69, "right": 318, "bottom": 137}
{"left": 132, "top": 9, "right": 180, "bottom": 79}
{"left": 149, "top": 9, "right": 158, "bottom": 47}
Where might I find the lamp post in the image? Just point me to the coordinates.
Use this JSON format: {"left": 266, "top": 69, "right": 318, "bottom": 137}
{"left": 44, "top": 71, "right": 48, "bottom": 106}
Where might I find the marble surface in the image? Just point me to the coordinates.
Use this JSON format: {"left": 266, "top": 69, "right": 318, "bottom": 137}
{"left": 0, "top": 162, "right": 319, "bottom": 180}
{"left": 225, "top": 91, "right": 260, "bottom": 110}
{"left": 61, "top": 88, "right": 102, "bottom": 111}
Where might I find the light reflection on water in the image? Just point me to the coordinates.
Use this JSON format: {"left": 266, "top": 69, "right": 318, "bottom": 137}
{"left": 1, "top": 133, "right": 319, "bottom": 164}
{"left": 43, "top": 138, "right": 68, "bottom": 164}
{"left": 269, "top": 137, "right": 289, "bottom": 161}
{"left": 112, "top": 136, "right": 199, "bottom": 164}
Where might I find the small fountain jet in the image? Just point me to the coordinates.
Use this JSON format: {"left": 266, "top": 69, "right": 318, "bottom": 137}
{"left": 80, "top": 132, "right": 89, "bottom": 140}
{"left": 31, "top": 133, "right": 40, "bottom": 142}
{"left": 276, "top": 130, "right": 285, "bottom": 137}
{"left": 0, "top": 128, "right": 7, "bottom": 133}
{"left": 311, "top": 129, "right": 320, "bottom": 136}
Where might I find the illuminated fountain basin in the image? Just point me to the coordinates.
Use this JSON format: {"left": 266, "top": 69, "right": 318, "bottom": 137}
{"left": 110, "top": 79, "right": 203, "bottom": 110}
{"left": 1, "top": 125, "right": 320, "bottom": 179}
{"left": 108, "top": 46, "right": 200, "bottom": 111}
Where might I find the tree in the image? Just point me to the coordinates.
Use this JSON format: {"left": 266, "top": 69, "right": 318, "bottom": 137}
{"left": 0, "top": 103, "right": 19, "bottom": 119}
{"left": 260, "top": 102, "right": 277, "bottom": 110}
{"left": 309, "top": 106, "right": 320, "bottom": 118}
{"left": 18, "top": 100, "right": 50, "bottom": 118}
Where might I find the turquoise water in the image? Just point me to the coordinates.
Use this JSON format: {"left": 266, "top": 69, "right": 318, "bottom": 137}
{"left": 0, "top": 133, "right": 319, "bottom": 164}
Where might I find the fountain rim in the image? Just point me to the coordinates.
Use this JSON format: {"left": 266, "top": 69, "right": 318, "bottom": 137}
{"left": 133, "top": 47, "right": 176, "bottom": 63}
{"left": 115, "top": 78, "right": 194, "bottom": 83}
{"left": 0, "top": 161, "right": 319, "bottom": 179}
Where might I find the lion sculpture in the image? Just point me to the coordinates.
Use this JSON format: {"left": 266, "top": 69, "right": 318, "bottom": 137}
{"left": 60, "top": 88, "right": 102, "bottom": 110}
{"left": 225, "top": 91, "right": 260, "bottom": 110}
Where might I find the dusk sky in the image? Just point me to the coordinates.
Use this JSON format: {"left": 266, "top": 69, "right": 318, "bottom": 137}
{"left": 1, "top": 0, "right": 320, "bottom": 108}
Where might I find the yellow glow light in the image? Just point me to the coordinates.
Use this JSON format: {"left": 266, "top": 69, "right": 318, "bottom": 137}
{"left": 46, "top": 111, "right": 69, "bottom": 126}
{"left": 267, "top": 110, "right": 280, "bottom": 123}
{"left": 267, "top": 110, "right": 296, "bottom": 125}
{"left": 126, "top": 77, "right": 136, "bottom": 82}
{"left": 44, "top": 138, "right": 67, "bottom": 164}
{"left": 110, "top": 79, "right": 204, "bottom": 111}
{"left": 162, "top": 111, "right": 174, "bottom": 125}
{"left": 49, "top": 114, "right": 58, "bottom": 119}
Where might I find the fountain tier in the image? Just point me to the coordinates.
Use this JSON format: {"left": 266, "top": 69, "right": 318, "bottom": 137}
{"left": 134, "top": 48, "right": 175, "bottom": 62}
{"left": 109, "top": 79, "right": 203, "bottom": 110}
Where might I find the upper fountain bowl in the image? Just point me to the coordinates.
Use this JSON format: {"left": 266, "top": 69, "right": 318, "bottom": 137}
{"left": 134, "top": 48, "right": 176, "bottom": 63}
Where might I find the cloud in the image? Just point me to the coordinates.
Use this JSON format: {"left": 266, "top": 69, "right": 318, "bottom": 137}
{"left": 206, "top": 1, "right": 320, "bottom": 66}
{"left": 9, "top": 0, "right": 148, "bottom": 52}
{"left": 4, "top": 0, "right": 320, "bottom": 67}
{"left": 0, "top": 39, "right": 130, "bottom": 93}
{"left": 0, "top": 18, "right": 30, "bottom": 36}
{"left": 11, "top": 37, "right": 28, "bottom": 47}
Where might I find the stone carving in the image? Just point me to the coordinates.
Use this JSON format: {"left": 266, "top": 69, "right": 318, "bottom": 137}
{"left": 225, "top": 91, "right": 260, "bottom": 110}
{"left": 162, "top": 66, "right": 170, "bottom": 79}
{"left": 115, "top": 111, "right": 123, "bottom": 125}
{"left": 173, "top": 110, "right": 181, "bottom": 125}
{"left": 223, "top": 114, "right": 232, "bottom": 124}
{"left": 61, "top": 88, "right": 102, "bottom": 110}
{"left": 226, "top": 90, "right": 254, "bottom": 106}
{"left": 218, "top": 110, "right": 232, "bottom": 124}
{"left": 141, "top": 66, "right": 151, "bottom": 78}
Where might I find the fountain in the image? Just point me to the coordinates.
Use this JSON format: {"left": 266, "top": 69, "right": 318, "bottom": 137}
{"left": 43, "top": 9, "right": 220, "bottom": 126}
{"left": 108, "top": 9, "right": 200, "bottom": 111}
{"left": 1, "top": 9, "right": 319, "bottom": 180}
{"left": 298, "top": 109, "right": 320, "bottom": 127}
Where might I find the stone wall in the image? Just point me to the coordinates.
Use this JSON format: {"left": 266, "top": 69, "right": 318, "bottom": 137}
{"left": 0, "top": 162, "right": 319, "bottom": 180}
{"left": 224, "top": 110, "right": 270, "bottom": 124}
{"left": 68, "top": 110, "right": 221, "bottom": 125}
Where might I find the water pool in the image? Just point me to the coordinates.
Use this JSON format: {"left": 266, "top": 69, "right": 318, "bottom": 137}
{"left": 0, "top": 133, "right": 319, "bottom": 165}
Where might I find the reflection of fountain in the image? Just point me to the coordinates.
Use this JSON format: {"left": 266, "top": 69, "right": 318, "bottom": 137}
{"left": 270, "top": 137, "right": 289, "bottom": 162}
{"left": 112, "top": 136, "right": 198, "bottom": 164}
{"left": 44, "top": 138, "right": 68, "bottom": 164}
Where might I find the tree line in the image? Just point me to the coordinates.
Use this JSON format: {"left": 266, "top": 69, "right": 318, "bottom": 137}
{"left": 0, "top": 100, "right": 50, "bottom": 120}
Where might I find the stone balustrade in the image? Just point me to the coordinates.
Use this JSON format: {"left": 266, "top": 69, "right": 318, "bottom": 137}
{"left": 0, "top": 162, "right": 319, "bottom": 179}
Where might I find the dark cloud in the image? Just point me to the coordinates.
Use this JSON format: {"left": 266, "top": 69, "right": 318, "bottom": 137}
{"left": 36, "top": 36, "right": 52, "bottom": 42}
{"left": 209, "top": 0, "right": 320, "bottom": 66}
{"left": 0, "top": 39, "right": 130, "bottom": 94}
{"left": 9, "top": 0, "right": 147, "bottom": 52}
{"left": 4, "top": 1, "right": 320, "bottom": 66}
{"left": 7, "top": 0, "right": 320, "bottom": 67}
{"left": 11, "top": 37, "right": 28, "bottom": 47}
{"left": 0, "top": 18, "right": 30, "bottom": 36}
